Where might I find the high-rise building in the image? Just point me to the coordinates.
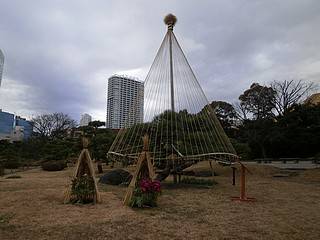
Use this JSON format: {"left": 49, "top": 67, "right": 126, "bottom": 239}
{"left": 106, "top": 75, "right": 144, "bottom": 129}
{"left": 80, "top": 113, "right": 92, "bottom": 126}
{"left": 0, "top": 49, "right": 4, "bottom": 86}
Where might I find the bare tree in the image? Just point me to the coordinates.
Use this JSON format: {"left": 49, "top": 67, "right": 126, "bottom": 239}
{"left": 271, "top": 80, "right": 316, "bottom": 115}
{"left": 32, "top": 112, "right": 76, "bottom": 138}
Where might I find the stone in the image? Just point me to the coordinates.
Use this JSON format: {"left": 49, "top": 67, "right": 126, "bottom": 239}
{"left": 99, "top": 169, "right": 132, "bottom": 185}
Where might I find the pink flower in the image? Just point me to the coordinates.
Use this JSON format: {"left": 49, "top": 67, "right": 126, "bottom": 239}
{"left": 151, "top": 180, "right": 161, "bottom": 192}
{"left": 139, "top": 178, "right": 161, "bottom": 193}
{"left": 140, "top": 179, "right": 152, "bottom": 192}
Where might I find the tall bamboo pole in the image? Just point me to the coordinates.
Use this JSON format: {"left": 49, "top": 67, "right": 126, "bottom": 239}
{"left": 165, "top": 14, "right": 177, "bottom": 183}
{"left": 168, "top": 26, "right": 175, "bottom": 112}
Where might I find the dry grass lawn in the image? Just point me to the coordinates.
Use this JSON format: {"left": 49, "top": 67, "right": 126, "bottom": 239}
{"left": 0, "top": 162, "right": 319, "bottom": 240}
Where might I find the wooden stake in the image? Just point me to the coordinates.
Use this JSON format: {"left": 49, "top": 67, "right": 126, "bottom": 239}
{"left": 231, "top": 162, "right": 255, "bottom": 202}
{"left": 232, "top": 167, "right": 236, "bottom": 186}
{"left": 240, "top": 164, "right": 245, "bottom": 199}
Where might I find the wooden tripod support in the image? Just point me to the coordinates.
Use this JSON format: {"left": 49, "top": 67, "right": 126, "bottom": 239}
{"left": 231, "top": 162, "right": 256, "bottom": 202}
{"left": 64, "top": 137, "right": 101, "bottom": 204}
{"left": 123, "top": 135, "right": 155, "bottom": 206}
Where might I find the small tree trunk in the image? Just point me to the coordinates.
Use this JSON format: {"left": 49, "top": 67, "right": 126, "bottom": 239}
{"left": 261, "top": 145, "right": 267, "bottom": 159}
{"left": 172, "top": 162, "right": 178, "bottom": 184}
{"left": 97, "top": 161, "right": 103, "bottom": 174}
{"left": 173, "top": 173, "right": 177, "bottom": 184}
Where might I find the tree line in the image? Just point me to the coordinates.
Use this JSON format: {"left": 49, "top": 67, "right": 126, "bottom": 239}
{"left": 0, "top": 116, "right": 116, "bottom": 171}
{"left": 212, "top": 79, "right": 319, "bottom": 159}
{"left": 0, "top": 79, "right": 318, "bottom": 172}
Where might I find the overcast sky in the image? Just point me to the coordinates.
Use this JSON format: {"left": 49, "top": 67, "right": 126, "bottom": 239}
{"left": 0, "top": 0, "right": 319, "bottom": 122}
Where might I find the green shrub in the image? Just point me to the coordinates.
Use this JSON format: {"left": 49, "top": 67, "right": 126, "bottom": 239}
{"left": 2, "top": 160, "right": 21, "bottom": 169}
{"left": 230, "top": 139, "right": 253, "bottom": 160}
{"left": 0, "top": 166, "right": 4, "bottom": 176}
{"left": 130, "top": 179, "right": 161, "bottom": 208}
{"left": 5, "top": 175, "right": 21, "bottom": 179}
{"left": 71, "top": 175, "right": 95, "bottom": 204}
{"left": 43, "top": 154, "right": 65, "bottom": 161}
{"left": 180, "top": 177, "right": 216, "bottom": 186}
{"left": 41, "top": 161, "right": 66, "bottom": 171}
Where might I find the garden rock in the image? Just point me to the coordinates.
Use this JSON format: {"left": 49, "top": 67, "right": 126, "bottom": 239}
{"left": 99, "top": 169, "right": 132, "bottom": 185}
{"left": 41, "top": 161, "right": 66, "bottom": 171}
{"left": 194, "top": 170, "right": 215, "bottom": 177}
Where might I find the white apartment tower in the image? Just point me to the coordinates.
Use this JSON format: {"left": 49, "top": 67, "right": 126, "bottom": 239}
{"left": 106, "top": 75, "right": 144, "bottom": 129}
{"left": 80, "top": 113, "right": 92, "bottom": 126}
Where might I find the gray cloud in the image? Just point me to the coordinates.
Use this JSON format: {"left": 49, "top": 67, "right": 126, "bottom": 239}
{"left": 0, "top": 0, "right": 319, "bottom": 121}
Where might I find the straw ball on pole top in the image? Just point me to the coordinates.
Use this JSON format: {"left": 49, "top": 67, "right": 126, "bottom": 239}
{"left": 164, "top": 14, "right": 177, "bottom": 30}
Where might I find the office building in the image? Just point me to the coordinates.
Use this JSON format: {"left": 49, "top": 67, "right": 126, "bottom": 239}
{"left": 0, "top": 110, "right": 14, "bottom": 140}
{"left": 0, "top": 110, "right": 33, "bottom": 141}
{"left": 15, "top": 116, "right": 33, "bottom": 140}
{"left": 106, "top": 75, "right": 144, "bottom": 129}
{"left": 80, "top": 113, "right": 92, "bottom": 126}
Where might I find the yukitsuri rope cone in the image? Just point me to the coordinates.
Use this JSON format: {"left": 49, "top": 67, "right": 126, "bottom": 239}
{"left": 123, "top": 135, "right": 155, "bottom": 206}
{"left": 64, "top": 137, "right": 101, "bottom": 204}
{"left": 108, "top": 14, "right": 239, "bottom": 182}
